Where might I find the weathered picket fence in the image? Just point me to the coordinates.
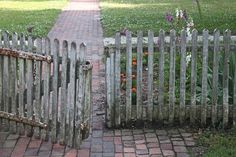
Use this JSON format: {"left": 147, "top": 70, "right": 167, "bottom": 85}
{"left": 105, "top": 29, "right": 236, "bottom": 128}
{"left": 0, "top": 31, "right": 92, "bottom": 148}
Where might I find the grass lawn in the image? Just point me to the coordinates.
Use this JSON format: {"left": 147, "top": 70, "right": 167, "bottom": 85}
{"left": 197, "top": 129, "right": 236, "bottom": 157}
{"left": 0, "top": 0, "right": 67, "bottom": 37}
{"left": 100, "top": 0, "right": 236, "bottom": 37}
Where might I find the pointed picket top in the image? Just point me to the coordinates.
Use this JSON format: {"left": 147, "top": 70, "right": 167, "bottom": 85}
{"left": 19, "top": 33, "right": 26, "bottom": 51}
{"left": 28, "top": 35, "right": 33, "bottom": 52}
{"left": 12, "top": 32, "right": 18, "bottom": 50}
{"left": 203, "top": 29, "right": 209, "bottom": 35}
{"left": 41, "top": 38, "right": 46, "bottom": 55}
{"left": 225, "top": 29, "right": 231, "bottom": 34}
{"left": 170, "top": 29, "right": 176, "bottom": 34}
{"left": 79, "top": 42, "right": 86, "bottom": 62}
{"left": 159, "top": 29, "right": 165, "bottom": 49}
{"left": 53, "top": 39, "right": 60, "bottom": 56}
{"left": 62, "top": 40, "right": 68, "bottom": 49}
{"left": 54, "top": 39, "right": 60, "bottom": 48}
{"left": 80, "top": 42, "right": 86, "bottom": 48}
{"left": 44, "top": 37, "right": 51, "bottom": 55}
{"left": 213, "top": 28, "right": 219, "bottom": 34}
{"left": 36, "top": 38, "right": 42, "bottom": 54}
{"left": 2, "top": 31, "right": 10, "bottom": 48}
{"left": 71, "top": 41, "right": 77, "bottom": 52}
{"left": 224, "top": 29, "right": 231, "bottom": 43}
{"left": 2, "top": 30, "right": 9, "bottom": 35}
{"left": 192, "top": 29, "right": 198, "bottom": 35}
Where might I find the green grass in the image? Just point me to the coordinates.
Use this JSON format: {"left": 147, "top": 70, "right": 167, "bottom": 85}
{"left": 0, "top": 0, "right": 67, "bottom": 37}
{"left": 198, "top": 129, "right": 236, "bottom": 157}
{"left": 100, "top": 0, "right": 236, "bottom": 37}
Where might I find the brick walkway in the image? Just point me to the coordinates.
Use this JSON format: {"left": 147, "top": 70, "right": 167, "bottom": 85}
{"left": 0, "top": 0, "right": 199, "bottom": 157}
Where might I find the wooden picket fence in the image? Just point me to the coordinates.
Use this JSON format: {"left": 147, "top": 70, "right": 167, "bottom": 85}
{"left": 105, "top": 29, "right": 236, "bottom": 128}
{"left": 0, "top": 31, "right": 92, "bottom": 148}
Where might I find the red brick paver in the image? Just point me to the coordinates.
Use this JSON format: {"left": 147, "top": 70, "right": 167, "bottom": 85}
{"left": 0, "top": 0, "right": 199, "bottom": 157}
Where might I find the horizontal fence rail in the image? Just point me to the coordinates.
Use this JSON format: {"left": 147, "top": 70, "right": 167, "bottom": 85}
{"left": 0, "top": 31, "right": 92, "bottom": 148}
{"left": 105, "top": 29, "right": 236, "bottom": 128}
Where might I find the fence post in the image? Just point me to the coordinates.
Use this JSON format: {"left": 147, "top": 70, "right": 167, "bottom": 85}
{"left": 126, "top": 31, "right": 132, "bottom": 123}
{"left": 105, "top": 48, "right": 112, "bottom": 128}
{"left": 223, "top": 30, "right": 231, "bottom": 128}
{"left": 169, "top": 30, "right": 176, "bottom": 124}
{"left": 106, "top": 57, "right": 112, "bottom": 126}
{"left": 190, "top": 29, "right": 198, "bottom": 125}
{"left": 82, "top": 61, "right": 92, "bottom": 141}
{"left": 212, "top": 29, "right": 220, "bottom": 126}
{"left": 74, "top": 43, "right": 86, "bottom": 147}
{"left": 115, "top": 33, "right": 121, "bottom": 126}
{"left": 110, "top": 49, "right": 115, "bottom": 127}
{"left": 158, "top": 30, "right": 165, "bottom": 121}
{"left": 179, "top": 29, "right": 187, "bottom": 124}
{"left": 201, "top": 29, "right": 209, "bottom": 126}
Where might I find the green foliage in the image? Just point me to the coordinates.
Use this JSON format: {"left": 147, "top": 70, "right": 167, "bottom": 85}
{"left": 0, "top": 0, "right": 67, "bottom": 37}
{"left": 101, "top": 0, "right": 236, "bottom": 37}
{"left": 198, "top": 130, "right": 236, "bottom": 157}
{"left": 119, "top": 46, "right": 236, "bottom": 107}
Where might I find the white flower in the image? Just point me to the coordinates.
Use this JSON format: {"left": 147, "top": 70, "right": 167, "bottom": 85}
{"left": 176, "top": 8, "right": 179, "bottom": 17}
{"left": 186, "top": 54, "right": 192, "bottom": 65}
{"left": 186, "top": 27, "right": 192, "bottom": 37}
{"left": 187, "top": 20, "right": 194, "bottom": 27}
{"left": 179, "top": 9, "right": 184, "bottom": 18}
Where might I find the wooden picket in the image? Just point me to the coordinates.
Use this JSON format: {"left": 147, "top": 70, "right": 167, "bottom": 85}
{"left": 147, "top": 30, "right": 154, "bottom": 121}
{"left": 168, "top": 30, "right": 176, "bottom": 124}
{"left": 105, "top": 29, "right": 236, "bottom": 128}
{"left": 190, "top": 29, "right": 198, "bottom": 125}
{"left": 212, "top": 30, "right": 220, "bottom": 126}
{"left": 126, "top": 31, "right": 132, "bottom": 123}
{"left": 0, "top": 32, "right": 93, "bottom": 148}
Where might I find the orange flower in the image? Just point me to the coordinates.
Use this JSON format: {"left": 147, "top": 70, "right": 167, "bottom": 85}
{"left": 132, "top": 61, "right": 137, "bottom": 66}
{"left": 132, "top": 87, "right": 136, "bottom": 93}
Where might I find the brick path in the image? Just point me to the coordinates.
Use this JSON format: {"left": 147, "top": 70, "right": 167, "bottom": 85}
{"left": 0, "top": 0, "right": 199, "bottom": 156}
